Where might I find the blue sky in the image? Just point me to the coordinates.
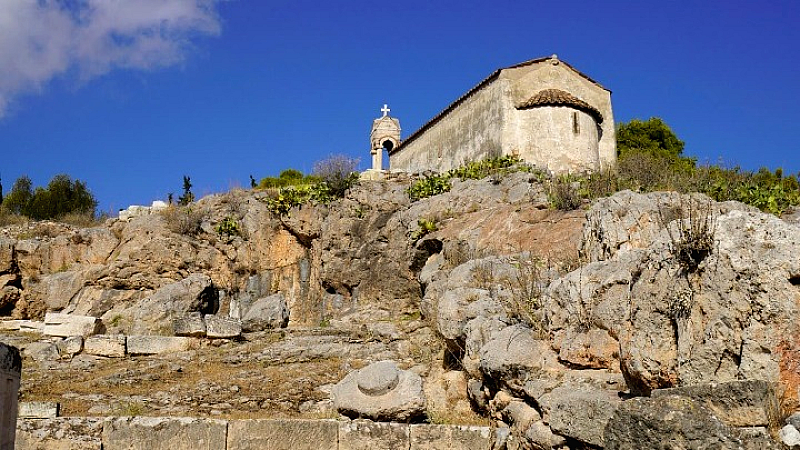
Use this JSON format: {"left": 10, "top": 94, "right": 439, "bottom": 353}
{"left": 1, "top": 0, "right": 798, "bottom": 214}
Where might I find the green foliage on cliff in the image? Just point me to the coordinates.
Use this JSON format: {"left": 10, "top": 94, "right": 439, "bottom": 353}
{"left": 555, "top": 118, "right": 800, "bottom": 215}
{"left": 2, "top": 174, "right": 97, "bottom": 220}
{"left": 264, "top": 155, "right": 360, "bottom": 216}
{"left": 408, "top": 155, "right": 537, "bottom": 202}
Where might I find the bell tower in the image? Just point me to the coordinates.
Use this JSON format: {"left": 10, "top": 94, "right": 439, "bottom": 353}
{"left": 369, "top": 104, "right": 401, "bottom": 171}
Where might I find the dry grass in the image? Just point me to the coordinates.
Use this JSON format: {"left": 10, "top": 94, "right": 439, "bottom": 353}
{"left": 20, "top": 338, "right": 346, "bottom": 419}
{"left": 160, "top": 205, "right": 207, "bottom": 236}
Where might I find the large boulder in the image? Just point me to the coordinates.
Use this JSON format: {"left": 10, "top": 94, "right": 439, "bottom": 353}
{"left": 479, "top": 325, "right": 564, "bottom": 394}
{"left": 241, "top": 293, "right": 289, "bottom": 332}
{"left": 331, "top": 360, "right": 425, "bottom": 422}
{"left": 603, "top": 395, "right": 780, "bottom": 449}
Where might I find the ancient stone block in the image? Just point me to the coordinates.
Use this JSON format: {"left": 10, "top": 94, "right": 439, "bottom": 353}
{"left": 241, "top": 293, "right": 289, "bottom": 332}
{"left": 84, "top": 335, "right": 126, "bottom": 358}
{"left": 126, "top": 336, "right": 195, "bottom": 355}
{"left": 0, "top": 343, "right": 21, "bottom": 450}
{"left": 102, "top": 417, "right": 227, "bottom": 450}
{"left": 43, "top": 313, "right": 99, "bottom": 338}
{"left": 18, "top": 401, "right": 59, "bottom": 419}
{"left": 172, "top": 313, "right": 206, "bottom": 337}
{"left": 339, "top": 420, "right": 410, "bottom": 450}
{"left": 56, "top": 336, "right": 84, "bottom": 358}
{"left": 204, "top": 315, "right": 242, "bottom": 339}
{"left": 16, "top": 417, "right": 105, "bottom": 450}
{"left": 410, "top": 424, "right": 492, "bottom": 450}
{"left": 651, "top": 380, "right": 775, "bottom": 427}
{"left": 227, "top": 419, "right": 338, "bottom": 450}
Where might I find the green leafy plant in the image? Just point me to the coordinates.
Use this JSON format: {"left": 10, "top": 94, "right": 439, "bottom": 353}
{"left": 411, "top": 217, "right": 438, "bottom": 241}
{"left": 3, "top": 174, "right": 98, "bottom": 220}
{"left": 215, "top": 216, "right": 241, "bottom": 238}
{"left": 407, "top": 155, "right": 536, "bottom": 202}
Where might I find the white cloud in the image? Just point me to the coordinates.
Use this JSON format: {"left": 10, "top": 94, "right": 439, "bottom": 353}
{"left": 0, "top": 0, "right": 224, "bottom": 117}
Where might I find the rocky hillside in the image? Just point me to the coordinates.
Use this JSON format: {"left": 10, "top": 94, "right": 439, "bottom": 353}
{"left": 3, "top": 170, "right": 800, "bottom": 449}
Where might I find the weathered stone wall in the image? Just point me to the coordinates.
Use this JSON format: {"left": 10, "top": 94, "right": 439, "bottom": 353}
{"left": 514, "top": 107, "right": 600, "bottom": 173}
{"left": 503, "top": 59, "right": 615, "bottom": 171}
{"left": 391, "top": 57, "right": 615, "bottom": 174}
{"left": 390, "top": 79, "right": 507, "bottom": 173}
{"left": 16, "top": 418, "right": 494, "bottom": 450}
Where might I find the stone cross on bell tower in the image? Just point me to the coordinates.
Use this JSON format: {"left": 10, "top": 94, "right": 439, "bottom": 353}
{"left": 369, "top": 104, "right": 401, "bottom": 171}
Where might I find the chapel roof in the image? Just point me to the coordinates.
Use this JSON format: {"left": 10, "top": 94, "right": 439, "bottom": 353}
{"left": 393, "top": 55, "right": 609, "bottom": 154}
{"left": 516, "top": 89, "right": 603, "bottom": 123}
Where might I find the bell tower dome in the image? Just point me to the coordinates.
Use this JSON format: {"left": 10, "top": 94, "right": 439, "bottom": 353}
{"left": 369, "top": 104, "right": 401, "bottom": 171}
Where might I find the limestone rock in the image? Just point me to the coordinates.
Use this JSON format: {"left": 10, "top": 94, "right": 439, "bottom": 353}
{"left": 651, "top": 380, "right": 776, "bottom": 427}
{"left": 338, "top": 420, "right": 409, "bottom": 450}
{"left": 204, "top": 314, "right": 242, "bottom": 339}
{"left": 332, "top": 360, "right": 425, "bottom": 422}
{"left": 537, "top": 385, "right": 621, "bottom": 447}
{"left": 603, "top": 395, "right": 775, "bottom": 449}
{"left": 43, "top": 312, "right": 99, "bottom": 337}
{"left": 226, "top": 419, "right": 338, "bottom": 450}
{"left": 127, "top": 273, "right": 218, "bottom": 335}
{"left": 56, "top": 336, "right": 83, "bottom": 358}
{"left": 84, "top": 335, "right": 126, "bottom": 358}
{"left": 18, "top": 401, "right": 59, "bottom": 419}
{"left": 172, "top": 313, "right": 206, "bottom": 337}
{"left": 102, "top": 417, "right": 227, "bottom": 450}
{"left": 16, "top": 417, "right": 105, "bottom": 450}
{"left": 479, "top": 325, "right": 563, "bottom": 393}
{"left": 780, "top": 425, "right": 800, "bottom": 447}
{"left": 23, "top": 341, "right": 59, "bottom": 362}
{"left": 126, "top": 336, "right": 196, "bottom": 355}
{"left": 409, "top": 424, "right": 492, "bottom": 450}
{"left": 241, "top": 293, "right": 289, "bottom": 332}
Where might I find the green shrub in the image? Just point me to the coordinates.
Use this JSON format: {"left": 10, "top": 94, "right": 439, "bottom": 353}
{"left": 407, "top": 155, "right": 536, "bottom": 202}
{"left": 548, "top": 175, "right": 583, "bottom": 211}
{"left": 312, "top": 154, "right": 360, "bottom": 198}
{"left": 258, "top": 168, "right": 313, "bottom": 190}
{"left": 215, "top": 216, "right": 241, "bottom": 238}
{"left": 408, "top": 174, "right": 451, "bottom": 202}
{"left": 3, "top": 174, "right": 97, "bottom": 220}
{"left": 411, "top": 217, "right": 438, "bottom": 241}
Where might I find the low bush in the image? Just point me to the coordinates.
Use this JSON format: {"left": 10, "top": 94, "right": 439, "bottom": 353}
{"left": 312, "top": 154, "right": 360, "bottom": 198}
{"left": 407, "top": 155, "right": 537, "bottom": 201}
{"left": 161, "top": 206, "right": 206, "bottom": 235}
{"left": 410, "top": 217, "right": 438, "bottom": 241}
{"left": 215, "top": 216, "right": 241, "bottom": 238}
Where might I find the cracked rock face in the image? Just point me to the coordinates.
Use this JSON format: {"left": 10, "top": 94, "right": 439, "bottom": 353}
{"left": 331, "top": 360, "right": 425, "bottom": 422}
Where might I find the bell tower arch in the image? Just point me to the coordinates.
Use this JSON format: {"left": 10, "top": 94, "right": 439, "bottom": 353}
{"left": 369, "top": 104, "right": 401, "bottom": 171}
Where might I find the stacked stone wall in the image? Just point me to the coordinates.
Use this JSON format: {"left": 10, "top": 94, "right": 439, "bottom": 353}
{"left": 16, "top": 417, "right": 495, "bottom": 450}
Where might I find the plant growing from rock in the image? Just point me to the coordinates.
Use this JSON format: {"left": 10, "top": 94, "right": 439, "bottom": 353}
{"left": 312, "top": 154, "right": 360, "bottom": 198}
{"left": 161, "top": 205, "right": 206, "bottom": 236}
{"left": 410, "top": 217, "right": 438, "bottom": 241}
{"left": 215, "top": 216, "right": 241, "bottom": 238}
{"left": 548, "top": 174, "right": 583, "bottom": 211}
{"left": 663, "top": 198, "right": 716, "bottom": 273}
{"left": 500, "top": 256, "right": 549, "bottom": 338}
{"left": 407, "top": 155, "right": 534, "bottom": 202}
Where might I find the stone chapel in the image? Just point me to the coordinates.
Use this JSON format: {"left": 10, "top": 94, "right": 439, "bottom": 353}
{"left": 369, "top": 55, "right": 615, "bottom": 174}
